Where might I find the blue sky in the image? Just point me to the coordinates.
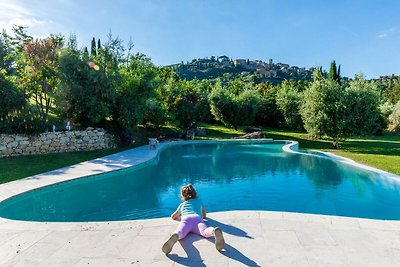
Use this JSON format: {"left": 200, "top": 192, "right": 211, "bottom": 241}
{"left": 0, "top": 0, "right": 399, "bottom": 78}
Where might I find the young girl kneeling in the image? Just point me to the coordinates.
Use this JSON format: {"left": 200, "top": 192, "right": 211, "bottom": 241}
{"left": 162, "top": 184, "right": 225, "bottom": 254}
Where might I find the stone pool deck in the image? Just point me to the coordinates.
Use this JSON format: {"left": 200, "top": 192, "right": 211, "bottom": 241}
{"left": 1, "top": 140, "right": 400, "bottom": 266}
{"left": 1, "top": 211, "right": 400, "bottom": 266}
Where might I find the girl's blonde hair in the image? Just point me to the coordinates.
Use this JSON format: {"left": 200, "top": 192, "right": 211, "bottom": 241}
{"left": 181, "top": 184, "right": 197, "bottom": 201}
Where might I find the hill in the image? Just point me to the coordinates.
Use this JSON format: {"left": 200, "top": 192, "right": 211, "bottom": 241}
{"left": 166, "top": 56, "right": 314, "bottom": 84}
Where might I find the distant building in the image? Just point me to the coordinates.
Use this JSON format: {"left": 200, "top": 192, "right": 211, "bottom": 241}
{"left": 218, "top": 55, "right": 230, "bottom": 62}
{"left": 268, "top": 59, "right": 273, "bottom": 65}
{"left": 233, "top": 59, "right": 247, "bottom": 66}
{"left": 277, "top": 63, "right": 289, "bottom": 69}
{"left": 219, "top": 55, "right": 231, "bottom": 67}
{"left": 265, "top": 70, "right": 277, "bottom": 77}
{"left": 256, "top": 68, "right": 267, "bottom": 75}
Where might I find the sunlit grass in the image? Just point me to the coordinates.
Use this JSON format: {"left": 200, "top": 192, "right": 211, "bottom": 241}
{"left": 0, "top": 124, "right": 179, "bottom": 184}
{"left": 198, "top": 123, "right": 400, "bottom": 175}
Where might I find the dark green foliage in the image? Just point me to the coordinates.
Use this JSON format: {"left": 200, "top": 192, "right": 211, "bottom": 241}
{"left": 254, "top": 83, "right": 282, "bottom": 127}
{"left": 342, "top": 76, "right": 384, "bottom": 135}
{"left": 209, "top": 81, "right": 260, "bottom": 130}
{"left": 385, "top": 76, "right": 400, "bottom": 104}
{"left": 0, "top": 36, "right": 14, "bottom": 74}
{"left": 0, "top": 107, "right": 48, "bottom": 134}
{"left": 113, "top": 54, "right": 159, "bottom": 132}
{"left": 58, "top": 48, "right": 115, "bottom": 126}
{"left": 82, "top": 47, "right": 89, "bottom": 61}
{"left": 328, "top": 60, "right": 341, "bottom": 85}
{"left": 301, "top": 72, "right": 383, "bottom": 148}
{"left": 90, "top": 37, "right": 97, "bottom": 57}
{"left": 142, "top": 98, "right": 168, "bottom": 128}
{"left": 0, "top": 71, "right": 25, "bottom": 120}
{"left": 301, "top": 75, "right": 345, "bottom": 148}
{"left": 276, "top": 81, "right": 304, "bottom": 130}
{"left": 160, "top": 78, "right": 205, "bottom": 128}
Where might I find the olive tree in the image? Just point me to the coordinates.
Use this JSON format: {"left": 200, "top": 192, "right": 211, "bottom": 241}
{"left": 301, "top": 74, "right": 345, "bottom": 148}
{"left": 276, "top": 81, "right": 304, "bottom": 130}
{"left": 209, "top": 81, "right": 260, "bottom": 130}
{"left": 342, "top": 75, "right": 383, "bottom": 135}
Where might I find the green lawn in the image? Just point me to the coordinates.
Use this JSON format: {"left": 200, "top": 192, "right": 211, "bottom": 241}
{"left": 0, "top": 125, "right": 180, "bottom": 184}
{"left": 1, "top": 124, "right": 399, "bottom": 184}
{"left": 197, "top": 123, "right": 400, "bottom": 175}
{"left": 263, "top": 128, "right": 400, "bottom": 175}
{"left": 0, "top": 149, "right": 123, "bottom": 184}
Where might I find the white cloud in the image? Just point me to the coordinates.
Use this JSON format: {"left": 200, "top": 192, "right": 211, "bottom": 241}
{"left": 377, "top": 28, "right": 399, "bottom": 39}
{"left": 0, "top": 1, "right": 52, "bottom": 35}
{"left": 0, "top": 1, "right": 33, "bottom": 16}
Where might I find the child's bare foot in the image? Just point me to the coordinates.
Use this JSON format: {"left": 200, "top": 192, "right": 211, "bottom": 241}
{"left": 213, "top": 227, "right": 225, "bottom": 251}
{"left": 162, "top": 233, "right": 179, "bottom": 254}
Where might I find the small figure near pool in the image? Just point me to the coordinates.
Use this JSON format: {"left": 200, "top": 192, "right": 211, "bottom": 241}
{"left": 162, "top": 184, "right": 225, "bottom": 254}
{"left": 148, "top": 138, "right": 159, "bottom": 149}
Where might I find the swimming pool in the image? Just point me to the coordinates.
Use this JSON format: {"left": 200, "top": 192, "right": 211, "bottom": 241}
{"left": 1, "top": 140, "right": 400, "bottom": 221}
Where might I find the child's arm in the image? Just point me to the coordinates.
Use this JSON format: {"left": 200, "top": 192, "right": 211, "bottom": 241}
{"left": 171, "top": 210, "right": 181, "bottom": 220}
{"left": 202, "top": 206, "right": 207, "bottom": 219}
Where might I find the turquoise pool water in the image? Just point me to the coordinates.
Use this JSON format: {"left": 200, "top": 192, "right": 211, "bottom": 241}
{"left": 1, "top": 141, "right": 400, "bottom": 221}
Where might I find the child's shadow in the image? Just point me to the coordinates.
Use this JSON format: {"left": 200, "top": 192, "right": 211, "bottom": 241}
{"left": 205, "top": 218, "right": 254, "bottom": 239}
{"left": 167, "top": 218, "right": 261, "bottom": 267}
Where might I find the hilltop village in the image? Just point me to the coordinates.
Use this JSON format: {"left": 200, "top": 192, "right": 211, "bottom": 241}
{"left": 168, "top": 56, "right": 314, "bottom": 83}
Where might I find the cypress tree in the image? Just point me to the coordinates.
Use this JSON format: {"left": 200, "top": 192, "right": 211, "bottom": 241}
{"left": 90, "top": 37, "right": 96, "bottom": 57}
{"left": 328, "top": 60, "right": 341, "bottom": 85}
{"left": 97, "top": 38, "right": 101, "bottom": 51}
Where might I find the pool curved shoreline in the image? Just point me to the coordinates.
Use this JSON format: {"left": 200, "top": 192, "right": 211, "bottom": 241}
{"left": 0, "top": 139, "right": 399, "bottom": 223}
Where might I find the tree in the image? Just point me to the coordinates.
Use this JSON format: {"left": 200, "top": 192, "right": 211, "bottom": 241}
{"left": 90, "top": 37, "right": 97, "bottom": 57}
{"left": 82, "top": 47, "right": 89, "bottom": 61}
{"left": 254, "top": 82, "right": 283, "bottom": 127}
{"left": 328, "top": 60, "right": 341, "bottom": 85}
{"left": 58, "top": 47, "right": 115, "bottom": 126}
{"left": 313, "top": 66, "right": 325, "bottom": 81}
{"left": 385, "top": 76, "right": 400, "bottom": 104}
{"left": 20, "top": 36, "right": 63, "bottom": 121}
{"left": 389, "top": 100, "right": 400, "bottom": 131}
{"left": 0, "top": 35, "right": 14, "bottom": 74}
{"left": 0, "top": 70, "right": 25, "bottom": 120}
{"left": 342, "top": 75, "right": 383, "bottom": 135}
{"left": 209, "top": 81, "right": 260, "bottom": 130}
{"left": 276, "top": 81, "right": 304, "bottom": 130}
{"left": 113, "top": 53, "right": 160, "bottom": 133}
{"left": 301, "top": 72, "right": 344, "bottom": 148}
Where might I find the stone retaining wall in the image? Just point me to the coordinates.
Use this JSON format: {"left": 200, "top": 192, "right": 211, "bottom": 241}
{"left": 0, "top": 128, "right": 116, "bottom": 158}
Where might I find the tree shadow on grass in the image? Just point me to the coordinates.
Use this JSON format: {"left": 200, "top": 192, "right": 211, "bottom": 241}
{"left": 167, "top": 218, "right": 261, "bottom": 267}
{"left": 265, "top": 131, "right": 400, "bottom": 157}
{"left": 339, "top": 140, "right": 400, "bottom": 156}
